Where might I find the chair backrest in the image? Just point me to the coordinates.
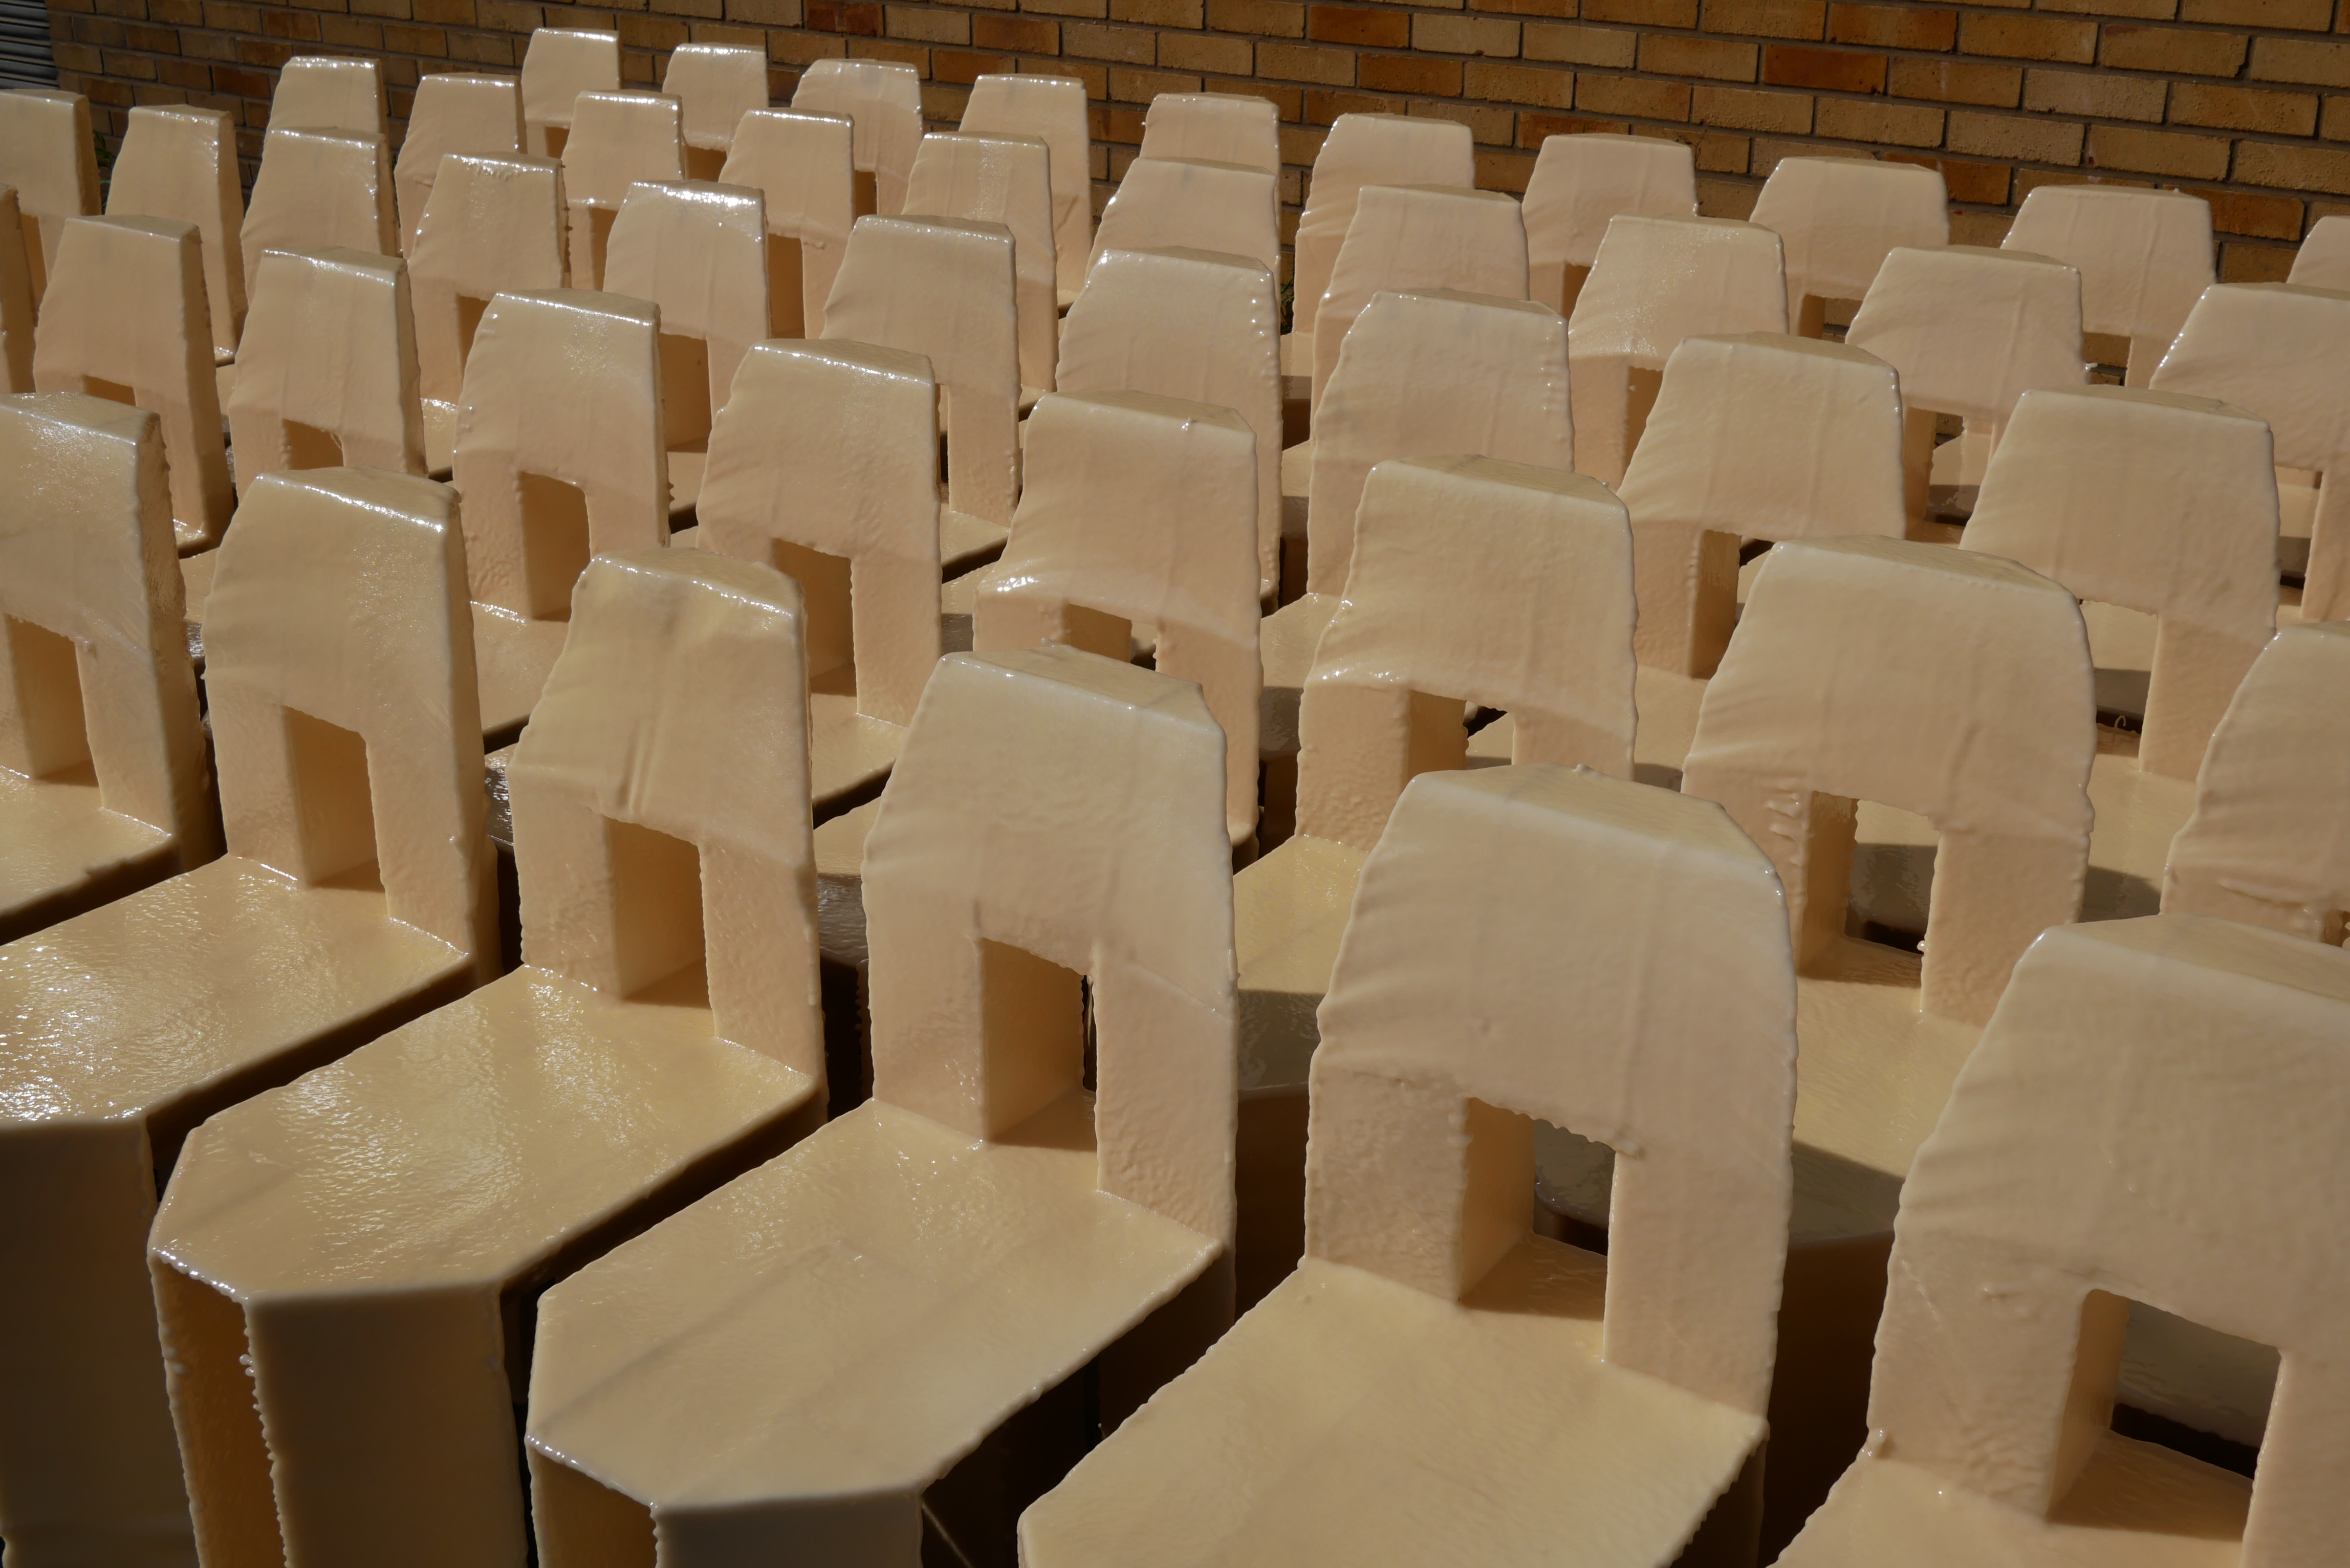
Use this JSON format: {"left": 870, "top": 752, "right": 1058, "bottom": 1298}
{"left": 974, "top": 391, "right": 1261, "bottom": 843}
{"left": 451, "top": 288, "right": 669, "bottom": 620}
{"left": 1056, "top": 245, "right": 1282, "bottom": 597}
{"left": 960, "top": 73, "right": 1093, "bottom": 300}
{"left": 698, "top": 338, "right": 942, "bottom": 726}
{"left": 557, "top": 92, "right": 684, "bottom": 289}
{"left": 391, "top": 74, "right": 523, "bottom": 254}
{"left": 822, "top": 214, "right": 1021, "bottom": 529}
{"left": 1307, "top": 289, "right": 1571, "bottom": 596}
{"left": 1297, "top": 456, "right": 1636, "bottom": 850}
{"left": 105, "top": 105, "right": 246, "bottom": 359}
{"left": 1748, "top": 155, "right": 1949, "bottom": 330}
{"left": 1846, "top": 245, "right": 2084, "bottom": 430}
{"left": 1866, "top": 913, "right": 2350, "bottom": 1558}
{"left": 509, "top": 550, "right": 822, "bottom": 1074}
{"left": 203, "top": 467, "right": 494, "bottom": 961}
{"left": 227, "top": 247, "right": 427, "bottom": 492}
{"left": 1682, "top": 536, "right": 2095, "bottom": 1025}
{"left": 0, "top": 189, "right": 29, "bottom": 391}
{"left": 2289, "top": 214, "right": 2350, "bottom": 291}
{"left": 241, "top": 126, "right": 398, "bottom": 305}
{"left": 408, "top": 153, "right": 567, "bottom": 407}
{"left": 267, "top": 55, "right": 386, "bottom": 135}
{"left": 1521, "top": 133, "right": 1698, "bottom": 312}
{"left": 1567, "top": 213, "right": 1788, "bottom": 488}
{"left": 0, "top": 393, "right": 213, "bottom": 854}
{"left": 1308, "top": 764, "right": 1793, "bottom": 1416}
{"left": 790, "top": 58, "right": 922, "bottom": 217}
{"left": 2163, "top": 623, "right": 2350, "bottom": 943}
{"left": 1963, "top": 385, "right": 2277, "bottom": 780}
{"left": 904, "top": 131, "right": 1058, "bottom": 393}
{"left": 603, "top": 178, "right": 768, "bottom": 453}
{"left": 0, "top": 89, "right": 99, "bottom": 301}
{"left": 1089, "top": 156, "right": 1279, "bottom": 277}
{"left": 31, "top": 215, "right": 234, "bottom": 550}
{"left": 719, "top": 109, "right": 855, "bottom": 336}
{"left": 863, "top": 645, "right": 1238, "bottom": 1246}
{"left": 661, "top": 44, "right": 767, "bottom": 164}
{"left": 1619, "top": 332, "right": 1906, "bottom": 677}
{"left": 1138, "top": 91, "right": 1277, "bottom": 173}
{"left": 2002, "top": 184, "right": 2211, "bottom": 378}
{"left": 518, "top": 28, "right": 619, "bottom": 157}
{"left": 1312, "top": 183, "right": 1529, "bottom": 412}
{"left": 1293, "top": 114, "right": 1474, "bottom": 344}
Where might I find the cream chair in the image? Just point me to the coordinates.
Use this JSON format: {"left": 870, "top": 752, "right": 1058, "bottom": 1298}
{"left": 1089, "top": 155, "right": 1280, "bottom": 277}
{"left": 239, "top": 125, "right": 398, "bottom": 304}
{"left": 905, "top": 131, "right": 1059, "bottom": 396}
{"left": 2003, "top": 184, "right": 2211, "bottom": 386}
{"left": 391, "top": 73, "right": 523, "bottom": 254}
{"left": 266, "top": 54, "right": 385, "bottom": 135}
{"left": 0, "top": 467, "right": 496, "bottom": 1563}
{"left": 2287, "top": 213, "right": 2350, "bottom": 291}
{"left": 720, "top": 108, "right": 856, "bottom": 336}
{"left": 1568, "top": 213, "right": 1788, "bottom": 489}
{"left": 961, "top": 73, "right": 1093, "bottom": 307}
{"left": 790, "top": 57, "right": 922, "bottom": 218}
{"left": 1748, "top": 155, "right": 1948, "bottom": 337}
{"left": 1777, "top": 912, "right": 2350, "bottom": 1568}
{"left": 663, "top": 42, "right": 768, "bottom": 179}
{"left": 1522, "top": 132, "right": 1696, "bottom": 314}
{"left": 557, "top": 91, "right": 684, "bottom": 290}
{"left": 518, "top": 26, "right": 618, "bottom": 157}
{"left": 527, "top": 645, "right": 1237, "bottom": 1565}
{"left": 0, "top": 89, "right": 99, "bottom": 302}
{"left": 0, "top": 394, "right": 215, "bottom": 941}
{"left": 105, "top": 105, "right": 246, "bottom": 361}
{"left": 1025, "top": 765, "right": 1794, "bottom": 1568}
{"left": 31, "top": 215, "right": 234, "bottom": 551}
{"left": 1287, "top": 114, "right": 1473, "bottom": 376}
{"left": 225, "top": 247, "right": 427, "bottom": 494}
{"left": 1139, "top": 90, "right": 1278, "bottom": 172}
{"left": 151, "top": 550, "right": 827, "bottom": 1568}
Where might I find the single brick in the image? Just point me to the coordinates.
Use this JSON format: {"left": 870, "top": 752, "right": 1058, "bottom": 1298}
{"left": 2237, "top": 139, "right": 2350, "bottom": 194}
{"left": 1110, "top": 63, "right": 1201, "bottom": 96}
{"left": 1308, "top": 4, "right": 1406, "bottom": 44}
{"left": 1206, "top": 0, "right": 1300, "bottom": 35}
{"left": 411, "top": 0, "right": 470, "bottom": 24}
{"left": 934, "top": 47, "right": 1010, "bottom": 80}
{"left": 1112, "top": 0, "right": 1200, "bottom": 21}
{"left": 318, "top": 15, "right": 383, "bottom": 45}
{"left": 1475, "top": 0, "right": 1578, "bottom": 18}
{"left": 1946, "top": 107, "right": 2082, "bottom": 162}
{"left": 1476, "top": 145, "right": 1536, "bottom": 189}
{"left": 1362, "top": 53, "right": 1464, "bottom": 91}
{"left": 1692, "top": 81, "right": 1811, "bottom": 129}
{"left": 2170, "top": 81, "right": 2318, "bottom": 134}
{"left": 449, "top": 30, "right": 516, "bottom": 62}
{"left": 2182, "top": 0, "right": 2330, "bottom": 24}
{"left": 2188, "top": 184, "right": 2307, "bottom": 238}
{"left": 2220, "top": 241, "right": 2297, "bottom": 280}
{"left": 1257, "top": 39, "right": 1355, "bottom": 79}
{"left": 847, "top": 38, "right": 927, "bottom": 66}
{"left": 1696, "top": 171, "right": 1758, "bottom": 214}
{"left": 1525, "top": 20, "right": 1635, "bottom": 65}
{"left": 2036, "top": 0, "right": 2173, "bottom": 17}
{"left": 1645, "top": 32, "right": 1757, "bottom": 78}
{"left": 1519, "top": 108, "right": 1629, "bottom": 142}
{"left": 2328, "top": 95, "right": 2350, "bottom": 140}
{"left": 1024, "top": 0, "right": 1110, "bottom": 18}
{"left": 1950, "top": 210, "right": 2013, "bottom": 245}
{"left": 1700, "top": 0, "right": 1824, "bottom": 40}
{"left": 888, "top": 5, "right": 969, "bottom": 42}
{"left": 1690, "top": 128, "right": 1749, "bottom": 170}
{"left": 1887, "top": 56, "right": 2019, "bottom": 104}
{"left": 2021, "top": 66, "right": 2164, "bottom": 120}
{"left": 1578, "top": 69, "right": 1692, "bottom": 117}
{"left": 1960, "top": 13, "right": 2096, "bottom": 63}
{"left": 974, "top": 13, "right": 1058, "bottom": 49}
{"left": 808, "top": 0, "right": 883, "bottom": 32}
{"left": 1885, "top": 150, "right": 2008, "bottom": 201}
{"left": 1582, "top": 0, "right": 1695, "bottom": 26}
{"left": 1761, "top": 43, "right": 1881, "bottom": 92}
{"left": 1046, "top": 57, "right": 1111, "bottom": 93}
{"left": 1303, "top": 84, "right": 1387, "bottom": 118}
{"left": 2251, "top": 36, "right": 2350, "bottom": 88}
{"left": 2104, "top": 25, "right": 2248, "bottom": 75}
{"left": 1210, "top": 75, "right": 1301, "bottom": 117}
{"left": 1160, "top": 29, "right": 1250, "bottom": 68}
{"left": 1064, "top": 19, "right": 1157, "bottom": 59}
{"left": 1412, "top": 97, "right": 1517, "bottom": 141}
{"left": 1827, "top": 3, "right": 1954, "bottom": 51}
{"left": 260, "top": 9, "right": 318, "bottom": 37}
{"left": 1465, "top": 57, "right": 1573, "bottom": 103}
{"left": 2086, "top": 121, "right": 2232, "bottom": 178}
{"left": 1416, "top": 13, "right": 1522, "bottom": 53}
{"left": 771, "top": 33, "right": 848, "bottom": 63}
{"left": 1815, "top": 94, "right": 1943, "bottom": 144}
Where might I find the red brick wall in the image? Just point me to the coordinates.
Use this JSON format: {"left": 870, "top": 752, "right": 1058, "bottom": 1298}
{"left": 48, "top": 0, "right": 2350, "bottom": 276}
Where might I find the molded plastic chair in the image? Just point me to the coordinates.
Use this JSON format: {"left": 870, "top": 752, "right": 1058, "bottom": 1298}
{"left": 790, "top": 57, "right": 922, "bottom": 218}
{"left": 526, "top": 645, "right": 1238, "bottom": 1565}
{"left": 961, "top": 73, "right": 1093, "bottom": 306}
{"left": 1090, "top": 155, "right": 1280, "bottom": 277}
{"left": 1026, "top": 764, "right": 1794, "bottom": 1568}
{"left": 1139, "top": 90, "right": 1278, "bottom": 173}
{"left": 105, "top": 105, "right": 246, "bottom": 361}
{"left": 905, "top": 131, "right": 1059, "bottom": 395}
{"left": 391, "top": 73, "right": 523, "bottom": 254}
{"left": 662, "top": 43, "right": 768, "bottom": 179}
{"left": 240, "top": 125, "right": 398, "bottom": 306}
{"left": 1288, "top": 114, "right": 1473, "bottom": 371}
{"left": 1522, "top": 132, "right": 1697, "bottom": 315}
{"left": 2003, "top": 184, "right": 2212, "bottom": 386}
{"left": 557, "top": 91, "right": 683, "bottom": 290}
{"left": 0, "top": 466, "right": 496, "bottom": 1561}
{"left": 518, "top": 27, "right": 618, "bottom": 158}
{"left": 719, "top": 108, "right": 856, "bottom": 337}
{"left": 1310, "top": 182, "right": 1528, "bottom": 415}
{"left": 150, "top": 550, "right": 827, "bottom": 1568}
{"left": 1749, "top": 156, "right": 1948, "bottom": 336}
{"left": 266, "top": 54, "right": 385, "bottom": 135}
{"left": 2287, "top": 213, "right": 2350, "bottom": 291}
{"left": 226, "top": 247, "right": 427, "bottom": 494}
{"left": 0, "top": 88, "right": 99, "bottom": 302}
{"left": 0, "top": 394, "right": 216, "bottom": 941}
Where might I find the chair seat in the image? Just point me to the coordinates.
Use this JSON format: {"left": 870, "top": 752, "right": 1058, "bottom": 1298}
{"left": 0, "top": 768, "right": 179, "bottom": 940}
{"left": 0, "top": 857, "right": 472, "bottom": 1137}
{"left": 153, "top": 964, "right": 814, "bottom": 1299}
{"left": 472, "top": 605, "right": 569, "bottom": 742}
{"left": 1257, "top": 592, "right": 1340, "bottom": 756}
{"left": 808, "top": 693, "right": 905, "bottom": 811}
{"left": 1776, "top": 1441, "right": 2246, "bottom": 1567}
{"left": 1235, "top": 833, "right": 1369, "bottom": 1091}
{"left": 1021, "top": 1246, "right": 1761, "bottom": 1568}
{"left": 941, "top": 507, "right": 1010, "bottom": 576}
{"left": 1279, "top": 439, "right": 1310, "bottom": 499}
{"left": 527, "top": 1092, "right": 1218, "bottom": 1514}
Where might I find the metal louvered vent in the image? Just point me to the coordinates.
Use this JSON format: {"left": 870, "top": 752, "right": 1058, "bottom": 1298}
{"left": 0, "top": 0, "right": 58, "bottom": 89}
